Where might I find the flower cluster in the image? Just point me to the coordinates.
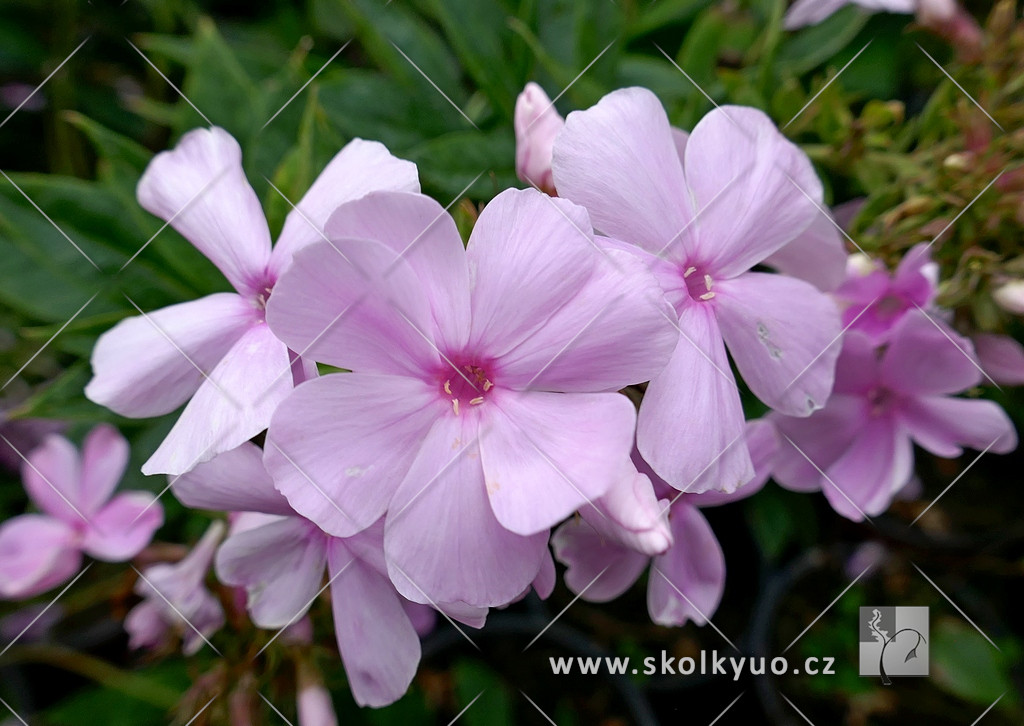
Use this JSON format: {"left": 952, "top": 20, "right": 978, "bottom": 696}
{"left": 0, "top": 76, "right": 1017, "bottom": 716}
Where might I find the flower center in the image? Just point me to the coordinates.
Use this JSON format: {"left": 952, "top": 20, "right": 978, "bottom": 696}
{"left": 867, "top": 387, "right": 894, "bottom": 416}
{"left": 254, "top": 285, "right": 273, "bottom": 312}
{"left": 439, "top": 361, "right": 494, "bottom": 415}
{"left": 682, "top": 265, "right": 715, "bottom": 302}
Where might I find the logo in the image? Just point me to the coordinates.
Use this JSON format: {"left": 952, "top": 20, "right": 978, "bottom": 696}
{"left": 858, "top": 606, "right": 929, "bottom": 684}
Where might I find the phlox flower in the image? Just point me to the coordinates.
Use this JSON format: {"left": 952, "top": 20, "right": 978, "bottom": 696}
{"left": 772, "top": 310, "right": 1017, "bottom": 520}
{"left": 0, "top": 425, "right": 162, "bottom": 599}
{"left": 264, "top": 187, "right": 678, "bottom": 608}
{"left": 173, "top": 443, "right": 484, "bottom": 708}
{"left": 85, "top": 127, "right": 418, "bottom": 475}
{"left": 552, "top": 87, "right": 841, "bottom": 493}
{"left": 552, "top": 421, "right": 777, "bottom": 626}
{"left": 125, "top": 520, "right": 225, "bottom": 655}
{"left": 783, "top": 0, "right": 918, "bottom": 29}
{"left": 514, "top": 82, "right": 564, "bottom": 195}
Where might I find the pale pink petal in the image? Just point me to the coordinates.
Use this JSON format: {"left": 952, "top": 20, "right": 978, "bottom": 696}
{"left": 647, "top": 505, "right": 724, "bottom": 626}
{"left": 973, "top": 333, "right": 1024, "bottom": 385}
{"left": 514, "top": 83, "right": 564, "bottom": 194}
{"left": 271, "top": 139, "right": 420, "bottom": 271}
{"left": 215, "top": 516, "right": 328, "bottom": 629}
{"left": 142, "top": 324, "right": 292, "bottom": 476}
{"left": 266, "top": 237, "right": 441, "bottom": 376}
{"left": 85, "top": 293, "right": 256, "bottom": 418}
{"left": 637, "top": 305, "right": 753, "bottom": 493}
{"left": 683, "top": 106, "right": 823, "bottom": 277}
{"left": 551, "top": 518, "right": 649, "bottom": 602}
{"left": 495, "top": 247, "right": 678, "bottom": 392}
{"left": 78, "top": 424, "right": 129, "bottom": 514}
{"left": 0, "top": 515, "right": 81, "bottom": 599}
{"left": 771, "top": 395, "right": 869, "bottom": 492}
{"left": 551, "top": 87, "right": 692, "bottom": 256}
{"left": 385, "top": 415, "right": 548, "bottom": 608}
{"left": 323, "top": 191, "right": 470, "bottom": 351}
{"left": 880, "top": 311, "right": 982, "bottom": 396}
{"left": 328, "top": 538, "right": 420, "bottom": 708}
{"left": 831, "top": 330, "right": 882, "bottom": 396}
{"left": 21, "top": 434, "right": 83, "bottom": 524}
{"left": 898, "top": 395, "right": 1017, "bottom": 458}
{"left": 465, "top": 189, "right": 597, "bottom": 359}
{"left": 402, "top": 600, "right": 437, "bottom": 637}
{"left": 687, "top": 418, "right": 779, "bottom": 507}
{"left": 481, "top": 390, "right": 636, "bottom": 535}
{"left": 533, "top": 549, "right": 556, "bottom": 600}
{"left": 173, "top": 442, "right": 294, "bottom": 516}
{"left": 784, "top": 0, "right": 857, "bottom": 28}
{"left": 587, "top": 462, "right": 672, "bottom": 556}
{"left": 715, "top": 272, "right": 841, "bottom": 416}
{"left": 762, "top": 210, "right": 848, "bottom": 291}
{"left": 124, "top": 599, "right": 169, "bottom": 650}
{"left": 137, "top": 127, "right": 272, "bottom": 295}
{"left": 823, "top": 415, "right": 913, "bottom": 520}
{"left": 82, "top": 492, "right": 163, "bottom": 561}
{"left": 265, "top": 373, "right": 439, "bottom": 537}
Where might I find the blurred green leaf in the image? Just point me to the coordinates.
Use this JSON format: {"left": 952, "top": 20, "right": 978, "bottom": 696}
{"left": 931, "top": 618, "right": 1019, "bottom": 707}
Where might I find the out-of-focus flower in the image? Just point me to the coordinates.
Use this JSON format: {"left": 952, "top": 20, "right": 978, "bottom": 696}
{"left": 174, "top": 443, "right": 484, "bottom": 708}
{"left": 834, "top": 243, "right": 938, "bottom": 344}
{"left": 0, "top": 83, "right": 46, "bottom": 111}
{"left": 773, "top": 311, "right": 1017, "bottom": 520}
{"left": 784, "top": 0, "right": 919, "bottom": 29}
{"left": 297, "top": 657, "right": 338, "bottom": 726}
{"left": 552, "top": 422, "right": 776, "bottom": 626}
{"left": 125, "top": 520, "right": 225, "bottom": 655}
{"left": 992, "top": 280, "right": 1024, "bottom": 316}
{"left": 264, "top": 187, "right": 677, "bottom": 608}
{"left": 86, "top": 128, "right": 419, "bottom": 476}
{"left": 0, "top": 425, "right": 162, "bottom": 599}
{"left": 0, "top": 412, "right": 62, "bottom": 473}
{"left": 552, "top": 88, "right": 840, "bottom": 493}
{"left": 514, "top": 83, "right": 564, "bottom": 195}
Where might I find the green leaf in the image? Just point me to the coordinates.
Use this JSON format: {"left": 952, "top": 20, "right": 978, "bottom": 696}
{"left": 776, "top": 6, "right": 870, "bottom": 75}
{"left": 744, "top": 486, "right": 817, "bottom": 561}
{"left": 405, "top": 129, "right": 516, "bottom": 202}
{"left": 931, "top": 618, "right": 1019, "bottom": 707}
{"left": 453, "top": 660, "right": 514, "bottom": 726}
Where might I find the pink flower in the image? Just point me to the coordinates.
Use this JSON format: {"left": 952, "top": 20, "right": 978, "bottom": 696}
{"left": 263, "top": 187, "right": 677, "bottom": 608}
{"left": 992, "top": 280, "right": 1024, "bottom": 316}
{"left": 174, "top": 443, "right": 483, "bottom": 708}
{"left": 125, "top": 520, "right": 224, "bottom": 655}
{"left": 772, "top": 311, "right": 1017, "bottom": 520}
{"left": 514, "top": 83, "right": 564, "bottom": 195}
{"left": 85, "top": 128, "right": 419, "bottom": 475}
{"left": 834, "top": 243, "right": 938, "bottom": 344}
{"left": 552, "top": 422, "right": 776, "bottom": 626}
{"left": 973, "top": 333, "right": 1024, "bottom": 385}
{"left": 783, "top": 0, "right": 916, "bottom": 29}
{"left": 0, "top": 425, "right": 162, "bottom": 599}
{"left": 552, "top": 88, "right": 841, "bottom": 493}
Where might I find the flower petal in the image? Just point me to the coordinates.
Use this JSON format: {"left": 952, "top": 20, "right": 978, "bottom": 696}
{"left": 683, "top": 106, "right": 822, "bottom": 277}
{"left": 386, "top": 415, "right": 548, "bottom": 608}
{"left": 266, "top": 236, "right": 441, "bottom": 376}
{"left": 142, "top": 324, "right": 292, "bottom": 476}
{"left": 216, "top": 516, "right": 328, "bottom": 629}
{"left": 551, "top": 518, "right": 648, "bottom": 602}
{"left": 880, "top": 311, "right": 982, "bottom": 396}
{"left": 85, "top": 293, "right": 255, "bottom": 418}
{"left": 172, "top": 442, "right": 294, "bottom": 516}
{"left": 328, "top": 538, "right": 420, "bottom": 708}
{"left": 823, "top": 416, "right": 913, "bottom": 520}
{"left": 973, "top": 333, "right": 1024, "bottom": 386}
{"left": 771, "top": 394, "right": 869, "bottom": 492}
{"left": 0, "top": 515, "right": 81, "bottom": 599}
{"left": 323, "top": 191, "right": 470, "bottom": 351}
{"left": 480, "top": 390, "right": 635, "bottom": 535}
{"left": 647, "top": 504, "right": 724, "bottom": 627}
{"left": 637, "top": 304, "right": 753, "bottom": 493}
{"left": 78, "top": 424, "right": 129, "bottom": 515}
{"left": 898, "top": 395, "right": 1017, "bottom": 458}
{"left": 552, "top": 87, "right": 692, "bottom": 256}
{"left": 265, "top": 373, "right": 440, "bottom": 537}
{"left": 82, "top": 492, "right": 163, "bottom": 561}
{"left": 714, "top": 272, "right": 841, "bottom": 416}
{"left": 495, "top": 247, "right": 678, "bottom": 392}
{"left": 271, "top": 139, "right": 420, "bottom": 271}
{"left": 762, "top": 209, "right": 848, "bottom": 291}
{"left": 686, "top": 419, "right": 779, "bottom": 507}
{"left": 21, "top": 433, "right": 84, "bottom": 524}
{"left": 136, "top": 127, "right": 272, "bottom": 295}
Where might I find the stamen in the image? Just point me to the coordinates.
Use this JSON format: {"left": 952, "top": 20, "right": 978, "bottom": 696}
{"left": 683, "top": 266, "right": 697, "bottom": 278}
{"left": 443, "top": 380, "right": 452, "bottom": 395}
{"left": 699, "top": 292, "right": 716, "bottom": 300}
{"left": 452, "top": 399, "right": 460, "bottom": 415}
{"left": 469, "top": 397, "right": 484, "bottom": 405}
{"left": 482, "top": 380, "right": 493, "bottom": 391}
{"left": 704, "top": 274, "right": 713, "bottom": 291}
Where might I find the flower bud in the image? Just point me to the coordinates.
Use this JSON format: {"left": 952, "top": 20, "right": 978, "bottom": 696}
{"left": 993, "top": 281, "right": 1024, "bottom": 315}
{"left": 514, "top": 83, "right": 564, "bottom": 195}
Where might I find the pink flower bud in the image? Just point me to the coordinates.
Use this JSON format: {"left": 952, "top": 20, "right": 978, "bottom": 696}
{"left": 993, "top": 281, "right": 1024, "bottom": 316}
{"left": 514, "top": 83, "right": 564, "bottom": 195}
{"left": 297, "top": 658, "right": 338, "bottom": 726}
